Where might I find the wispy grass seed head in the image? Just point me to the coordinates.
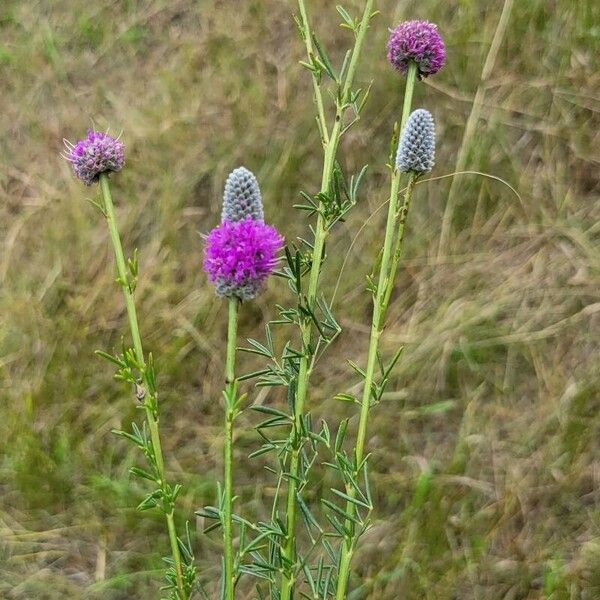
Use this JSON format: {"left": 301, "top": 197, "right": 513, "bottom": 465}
{"left": 387, "top": 20, "right": 446, "bottom": 79}
{"left": 222, "top": 166, "right": 264, "bottom": 223}
{"left": 63, "top": 130, "right": 124, "bottom": 186}
{"left": 397, "top": 109, "right": 435, "bottom": 174}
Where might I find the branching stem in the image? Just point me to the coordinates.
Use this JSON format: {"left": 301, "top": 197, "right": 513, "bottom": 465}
{"left": 279, "top": 2, "right": 375, "bottom": 599}
{"left": 334, "top": 61, "right": 417, "bottom": 600}
{"left": 99, "top": 173, "right": 187, "bottom": 600}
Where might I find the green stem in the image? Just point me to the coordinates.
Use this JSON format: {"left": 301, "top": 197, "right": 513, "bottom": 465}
{"left": 279, "top": 2, "right": 375, "bottom": 598}
{"left": 334, "top": 62, "right": 417, "bottom": 600}
{"left": 400, "top": 62, "right": 417, "bottom": 137}
{"left": 100, "top": 175, "right": 144, "bottom": 363}
{"left": 297, "top": 0, "right": 329, "bottom": 146}
{"left": 223, "top": 297, "right": 239, "bottom": 600}
{"left": 381, "top": 174, "right": 417, "bottom": 318}
{"left": 99, "top": 174, "right": 187, "bottom": 600}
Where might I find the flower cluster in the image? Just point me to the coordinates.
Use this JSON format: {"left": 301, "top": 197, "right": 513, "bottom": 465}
{"left": 387, "top": 20, "right": 445, "bottom": 79}
{"left": 64, "top": 130, "right": 125, "bottom": 186}
{"left": 397, "top": 109, "right": 436, "bottom": 174}
{"left": 204, "top": 217, "right": 283, "bottom": 300}
{"left": 204, "top": 167, "right": 283, "bottom": 300}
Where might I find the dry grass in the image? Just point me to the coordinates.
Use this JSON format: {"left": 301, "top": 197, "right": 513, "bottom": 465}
{"left": 0, "top": 0, "right": 599, "bottom": 598}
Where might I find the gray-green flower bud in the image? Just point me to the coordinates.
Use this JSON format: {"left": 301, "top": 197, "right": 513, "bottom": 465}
{"left": 396, "top": 109, "right": 435, "bottom": 174}
{"left": 221, "top": 166, "right": 264, "bottom": 223}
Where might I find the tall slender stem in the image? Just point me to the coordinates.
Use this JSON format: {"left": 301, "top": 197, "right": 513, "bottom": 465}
{"left": 279, "top": 2, "right": 375, "bottom": 598}
{"left": 297, "top": 0, "right": 329, "bottom": 146}
{"left": 335, "top": 63, "right": 417, "bottom": 600}
{"left": 381, "top": 173, "right": 417, "bottom": 318}
{"left": 400, "top": 63, "right": 417, "bottom": 136}
{"left": 99, "top": 174, "right": 187, "bottom": 600}
{"left": 223, "top": 297, "right": 239, "bottom": 600}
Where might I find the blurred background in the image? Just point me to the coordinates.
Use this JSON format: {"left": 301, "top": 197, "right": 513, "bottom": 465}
{"left": 1, "top": 0, "right": 599, "bottom": 598}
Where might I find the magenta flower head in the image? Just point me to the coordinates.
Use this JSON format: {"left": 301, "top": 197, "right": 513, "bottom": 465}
{"left": 63, "top": 130, "right": 125, "bottom": 186}
{"left": 203, "top": 167, "right": 284, "bottom": 301}
{"left": 387, "top": 20, "right": 446, "bottom": 79}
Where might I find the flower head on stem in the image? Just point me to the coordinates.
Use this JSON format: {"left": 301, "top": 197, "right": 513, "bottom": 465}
{"left": 204, "top": 167, "right": 283, "bottom": 301}
{"left": 203, "top": 166, "right": 282, "bottom": 599}
{"left": 387, "top": 20, "right": 446, "bottom": 79}
{"left": 63, "top": 130, "right": 124, "bottom": 186}
{"left": 62, "top": 130, "right": 192, "bottom": 599}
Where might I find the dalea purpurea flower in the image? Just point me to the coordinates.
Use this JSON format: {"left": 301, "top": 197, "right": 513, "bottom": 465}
{"left": 63, "top": 130, "right": 125, "bottom": 186}
{"left": 396, "top": 109, "right": 435, "bottom": 174}
{"left": 387, "top": 20, "right": 446, "bottom": 79}
{"left": 204, "top": 167, "right": 283, "bottom": 301}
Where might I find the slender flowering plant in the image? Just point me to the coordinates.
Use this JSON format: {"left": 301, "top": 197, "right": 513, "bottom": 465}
{"left": 332, "top": 20, "right": 444, "bottom": 598}
{"left": 199, "top": 166, "right": 283, "bottom": 600}
{"left": 268, "top": 2, "right": 378, "bottom": 595}
{"left": 63, "top": 130, "right": 196, "bottom": 600}
{"left": 229, "top": 1, "right": 377, "bottom": 597}
{"left": 59, "top": 7, "right": 455, "bottom": 599}
{"left": 381, "top": 108, "right": 435, "bottom": 315}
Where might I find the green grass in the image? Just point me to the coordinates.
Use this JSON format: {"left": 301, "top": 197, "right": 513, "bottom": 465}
{"left": 1, "top": 0, "right": 599, "bottom": 598}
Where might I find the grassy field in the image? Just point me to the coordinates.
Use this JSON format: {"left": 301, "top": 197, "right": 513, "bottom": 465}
{"left": 1, "top": 0, "right": 599, "bottom": 598}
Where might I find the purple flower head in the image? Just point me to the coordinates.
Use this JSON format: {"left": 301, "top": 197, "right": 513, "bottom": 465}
{"left": 204, "top": 167, "right": 283, "bottom": 300}
{"left": 203, "top": 217, "right": 284, "bottom": 300}
{"left": 387, "top": 20, "right": 446, "bottom": 79}
{"left": 63, "top": 130, "right": 125, "bottom": 186}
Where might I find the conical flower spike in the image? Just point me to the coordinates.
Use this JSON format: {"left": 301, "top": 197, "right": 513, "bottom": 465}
{"left": 221, "top": 166, "right": 264, "bottom": 223}
{"left": 396, "top": 109, "right": 435, "bottom": 175}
